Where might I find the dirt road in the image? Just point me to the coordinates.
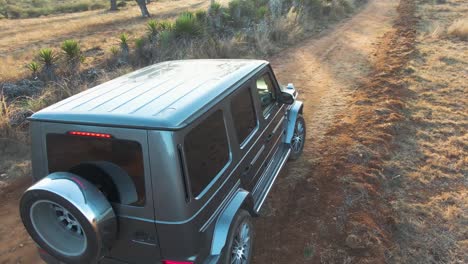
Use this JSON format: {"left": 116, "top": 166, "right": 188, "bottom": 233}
{"left": 254, "top": 0, "right": 400, "bottom": 263}
{"left": 0, "top": 0, "right": 404, "bottom": 263}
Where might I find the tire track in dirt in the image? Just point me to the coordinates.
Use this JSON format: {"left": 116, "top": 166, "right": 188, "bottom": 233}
{"left": 253, "top": 0, "right": 409, "bottom": 263}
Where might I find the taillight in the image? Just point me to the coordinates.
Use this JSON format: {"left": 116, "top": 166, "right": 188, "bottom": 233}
{"left": 68, "top": 131, "right": 112, "bottom": 138}
{"left": 162, "top": 260, "right": 193, "bottom": 264}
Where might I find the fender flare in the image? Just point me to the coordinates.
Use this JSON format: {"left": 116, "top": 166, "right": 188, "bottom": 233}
{"left": 285, "top": 100, "right": 304, "bottom": 144}
{"left": 209, "top": 189, "right": 253, "bottom": 260}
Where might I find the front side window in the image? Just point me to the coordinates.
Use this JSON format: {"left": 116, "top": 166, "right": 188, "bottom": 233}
{"left": 256, "top": 74, "right": 277, "bottom": 116}
{"left": 184, "top": 110, "right": 229, "bottom": 197}
{"left": 46, "top": 134, "right": 146, "bottom": 206}
{"left": 231, "top": 86, "right": 257, "bottom": 145}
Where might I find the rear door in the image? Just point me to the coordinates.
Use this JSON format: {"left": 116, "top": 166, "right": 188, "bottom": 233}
{"left": 40, "top": 123, "right": 161, "bottom": 263}
{"left": 229, "top": 67, "right": 286, "bottom": 191}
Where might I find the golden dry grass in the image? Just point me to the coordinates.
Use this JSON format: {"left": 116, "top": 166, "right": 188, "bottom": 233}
{"left": 385, "top": 0, "right": 468, "bottom": 263}
{"left": 447, "top": 18, "right": 468, "bottom": 40}
{"left": 0, "top": 0, "right": 229, "bottom": 81}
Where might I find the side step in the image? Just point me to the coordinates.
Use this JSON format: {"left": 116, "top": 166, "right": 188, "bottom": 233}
{"left": 253, "top": 145, "right": 291, "bottom": 213}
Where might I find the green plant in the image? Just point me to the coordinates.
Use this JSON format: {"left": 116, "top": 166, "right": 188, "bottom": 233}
{"left": 26, "top": 61, "right": 40, "bottom": 76}
{"left": 255, "top": 5, "right": 269, "bottom": 20}
{"left": 159, "top": 20, "right": 174, "bottom": 31}
{"left": 135, "top": 38, "right": 145, "bottom": 50}
{"left": 147, "top": 20, "right": 158, "bottom": 41}
{"left": 209, "top": 2, "right": 222, "bottom": 15}
{"left": 38, "top": 48, "right": 57, "bottom": 67}
{"left": 195, "top": 9, "right": 207, "bottom": 23}
{"left": 159, "top": 30, "right": 173, "bottom": 48}
{"left": 61, "top": 40, "right": 80, "bottom": 57}
{"left": 110, "top": 46, "right": 119, "bottom": 55}
{"left": 119, "top": 33, "right": 129, "bottom": 52}
{"left": 174, "top": 12, "right": 202, "bottom": 37}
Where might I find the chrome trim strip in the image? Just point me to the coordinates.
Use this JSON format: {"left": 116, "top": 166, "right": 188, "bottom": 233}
{"left": 254, "top": 148, "right": 291, "bottom": 213}
{"left": 272, "top": 116, "right": 285, "bottom": 134}
{"left": 250, "top": 145, "right": 265, "bottom": 166}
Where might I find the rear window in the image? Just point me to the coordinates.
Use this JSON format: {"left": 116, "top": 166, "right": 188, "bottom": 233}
{"left": 46, "top": 133, "right": 146, "bottom": 206}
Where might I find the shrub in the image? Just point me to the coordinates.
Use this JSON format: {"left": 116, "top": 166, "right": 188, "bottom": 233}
{"left": 147, "top": 20, "right": 159, "bottom": 42}
{"left": 447, "top": 19, "right": 468, "bottom": 41}
{"left": 174, "top": 12, "right": 202, "bottom": 37}
{"left": 38, "top": 48, "right": 57, "bottom": 80}
{"left": 135, "top": 38, "right": 145, "bottom": 50}
{"left": 228, "top": 0, "right": 257, "bottom": 26}
{"left": 195, "top": 9, "right": 208, "bottom": 24}
{"left": 159, "top": 30, "right": 174, "bottom": 48}
{"left": 158, "top": 20, "right": 174, "bottom": 31}
{"left": 297, "top": 0, "right": 323, "bottom": 19}
{"left": 38, "top": 48, "right": 56, "bottom": 65}
{"left": 119, "top": 33, "right": 129, "bottom": 52}
{"left": 62, "top": 39, "right": 81, "bottom": 61}
{"left": 209, "top": 2, "right": 222, "bottom": 15}
{"left": 110, "top": 46, "right": 120, "bottom": 55}
{"left": 26, "top": 62, "right": 40, "bottom": 77}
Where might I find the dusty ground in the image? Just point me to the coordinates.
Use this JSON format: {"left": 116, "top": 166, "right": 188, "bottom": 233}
{"left": 0, "top": 0, "right": 229, "bottom": 81}
{"left": 0, "top": 0, "right": 466, "bottom": 263}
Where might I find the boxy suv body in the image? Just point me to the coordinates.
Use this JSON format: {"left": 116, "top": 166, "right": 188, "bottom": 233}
{"left": 20, "top": 60, "right": 306, "bottom": 264}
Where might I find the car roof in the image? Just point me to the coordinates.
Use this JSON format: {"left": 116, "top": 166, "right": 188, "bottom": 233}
{"left": 31, "top": 59, "right": 268, "bottom": 130}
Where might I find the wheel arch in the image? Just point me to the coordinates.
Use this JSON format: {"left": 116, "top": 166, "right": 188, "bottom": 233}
{"left": 285, "top": 100, "right": 304, "bottom": 144}
{"left": 209, "top": 189, "right": 253, "bottom": 259}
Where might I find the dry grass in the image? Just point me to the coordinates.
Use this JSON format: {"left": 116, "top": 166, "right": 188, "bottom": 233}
{"left": 384, "top": 0, "right": 468, "bottom": 263}
{"left": 0, "top": 0, "right": 230, "bottom": 81}
{"left": 447, "top": 18, "right": 468, "bottom": 40}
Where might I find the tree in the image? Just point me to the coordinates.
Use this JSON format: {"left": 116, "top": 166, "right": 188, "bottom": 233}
{"left": 110, "top": 0, "right": 118, "bottom": 11}
{"left": 136, "top": 0, "right": 150, "bottom": 17}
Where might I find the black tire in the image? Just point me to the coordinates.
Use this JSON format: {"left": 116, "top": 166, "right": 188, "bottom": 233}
{"left": 19, "top": 172, "right": 117, "bottom": 264}
{"left": 221, "top": 209, "right": 254, "bottom": 264}
{"left": 289, "top": 114, "right": 306, "bottom": 160}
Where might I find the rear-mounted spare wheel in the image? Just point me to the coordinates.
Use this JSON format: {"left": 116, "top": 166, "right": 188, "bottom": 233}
{"left": 20, "top": 172, "right": 117, "bottom": 264}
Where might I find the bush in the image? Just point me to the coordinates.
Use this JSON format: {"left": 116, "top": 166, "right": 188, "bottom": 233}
{"left": 159, "top": 30, "right": 174, "bottom": 48}
{"left": 147, "top": 20, "right": 159, "bottom": 42}
{"left": 174, "top": 12, "right": 203, "bottom": 37}
{"left": 26, "top": 62, "right": 40, "bottom": 77}
{"left": 61, "top": 40, "right": 81, "bottom": 60}
{"left": 298, "top": 0, "right": 323, "bottom": 18}
{"left": 195, "top": 9, "right": 208, "bottom": 24}
{"left": 38, "top": 48, "right": 57, "bottom": 80}
{"left": 38, "top": 48, "right": 57, "bottom": 67}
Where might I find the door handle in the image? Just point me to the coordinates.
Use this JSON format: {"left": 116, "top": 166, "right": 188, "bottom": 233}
{"left": 266, "top": 133, "right": 273, "bottom": 142}
{"left": 242, "top": 165, "right": 252, "bottom": 177}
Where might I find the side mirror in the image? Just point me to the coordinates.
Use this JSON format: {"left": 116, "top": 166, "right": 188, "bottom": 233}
{"left": 278, "top": 92, "right": 294, "bottom": 105}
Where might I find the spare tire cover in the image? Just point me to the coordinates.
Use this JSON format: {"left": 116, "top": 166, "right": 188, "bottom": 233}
{"left": 20, "top": 172, "right": 117, "bottom": 264}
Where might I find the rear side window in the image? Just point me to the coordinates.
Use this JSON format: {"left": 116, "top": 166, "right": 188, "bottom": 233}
{"left": 231, "top": 86, "right": 257, "bottom": 144}
{"left": 46, "top": 134, "right": 146, "bottom": 206}
{"left": 184, "top": 110, "right": 229, "bottom": 197}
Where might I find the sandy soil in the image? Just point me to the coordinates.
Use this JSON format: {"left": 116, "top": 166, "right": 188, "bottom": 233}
{"left": 1, "top": 0, "right": 450, "bottom": 263}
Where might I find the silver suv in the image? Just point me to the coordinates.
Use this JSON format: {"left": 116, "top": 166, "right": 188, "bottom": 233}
{"left": 19, "top": 60, "right": 306, "bottom": 264}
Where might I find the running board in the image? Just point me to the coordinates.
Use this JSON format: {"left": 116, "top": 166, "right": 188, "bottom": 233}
{"left": 253, "top": 147, "right": 291, "bottom": 213}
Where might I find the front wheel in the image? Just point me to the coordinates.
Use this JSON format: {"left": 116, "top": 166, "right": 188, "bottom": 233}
{"left": 289, "top": 114, "right": 306, "bottom": 160}
{"left": 221, "top": 210, "right": 254, "bottom": 264}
